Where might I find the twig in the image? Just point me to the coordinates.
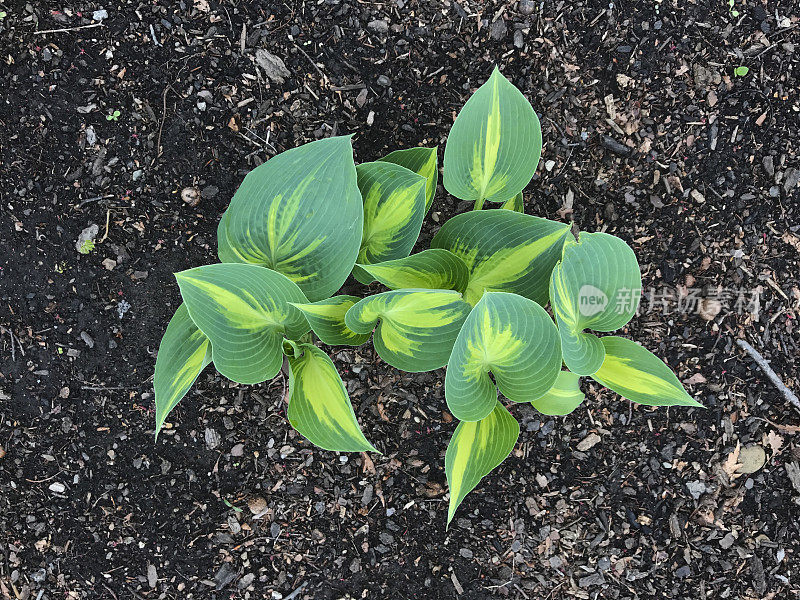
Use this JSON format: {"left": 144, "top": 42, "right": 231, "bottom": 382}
{"left": 34, "top": 23, "right": 103, "bottom": 35}
{"left": 151, "top": 86, "right": 171, "bottom": 166}
{"left": 79, "top": 194, "right": 115, "bottom": 205}
{"left": 292, "top": 43, "right": 327, "bottom": 84}
{"left": 284, "top": 583, "right": 307, "bottom": 600}
{"left": 737, "top": 339, "right": 800, "bottom": 415}
{"left": 99, "top": 209, "right": 110, "bottom": 243}
{"left": 6, "top": 328, "right": 14, "bottom": 362}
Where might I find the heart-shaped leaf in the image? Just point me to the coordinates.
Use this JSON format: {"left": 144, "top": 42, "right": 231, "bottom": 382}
{"left": 445, "top": 401, "right": 519, "bottom": 525}
{"left": 154, "top": 303, "right": 212, "bottom": 436}
{"left": 175, "top": 263, "right": 309, "bottom": 384}
{"left": 531, "top": 370, "right": 585, "bottom": 416}
{"left": 500, "top": 192, "right": 524, "bottom": 213}
{"left": 356, "top": 249, "right": 469, "bottom": 294}
{"left": 290, "top": 296, "right": 370, "bottom": 347}
{"left": 549, "top": 232, "right": 642, "bottom": 375}
{"left": 445, "top": 292, "right": 562, "bottom": 422}
{"left": 591, "top": 336, "right": 702, "bottom": 407}
{"left": 431, "top": 210, "right": 570, "bottom": 306}
{"left": 345, "top": 289, "right": 472, "bottom": 372}
{"left": 443, "top": 67, "right": 542, "bottom": 206}
{"left": 354, "top": 161, "right": 427, "bottom": 278}
{"left": 216, "top": 136, "right": 362, "bottom": 302}
{"left": 287, "top": 344, "right": 377, "bottom": 452}
{"left": 379, "top": 147, "right": 438, "bottom": 212}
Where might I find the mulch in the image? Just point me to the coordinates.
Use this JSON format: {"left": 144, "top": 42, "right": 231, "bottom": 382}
{"left": 1, "top": 1, "right": 799, "bottom": 598}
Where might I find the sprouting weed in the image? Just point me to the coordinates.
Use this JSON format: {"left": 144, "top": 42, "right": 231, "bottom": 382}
{"left": 78, "top": 239, "right": 95, "bottom": 254}
{"left": 106, "top": 109, "right": 121, "bottom": 121}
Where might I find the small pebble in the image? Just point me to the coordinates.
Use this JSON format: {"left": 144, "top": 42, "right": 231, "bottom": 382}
{"left": 181, "top": 187, "right": 201, "bottom": 207}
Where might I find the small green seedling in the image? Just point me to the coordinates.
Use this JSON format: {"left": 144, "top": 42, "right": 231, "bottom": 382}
{"left": 0, "top": 11, "right": 7, "bottom": 20}
{"left": 728, "top": 0, "right": 739, "bottom": 17}
{"left": 734, "top": 66, "right": 749, "bottom": 77}
{"left": 106, "top": 109, "right": 121, "bottom": 121}
{"left": 153, "top": 67, "right": 701, "bottom": 526}
{"left": 78, "top": 239, "right": 95, "bottom": 254}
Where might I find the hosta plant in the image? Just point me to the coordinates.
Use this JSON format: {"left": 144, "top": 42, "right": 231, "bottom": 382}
{"left": 154, "top": 67, "right": 701, "bottom": 526}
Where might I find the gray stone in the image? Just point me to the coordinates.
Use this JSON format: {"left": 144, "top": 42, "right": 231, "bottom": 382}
{"left": 368, "top": 19, "right": 389, "bottom": 34}
{"left": 255, "top": 49, "right": 290, "bottom": 84}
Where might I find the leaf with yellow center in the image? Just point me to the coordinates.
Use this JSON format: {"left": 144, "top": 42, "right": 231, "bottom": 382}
{"left": 445, "top": 292, "right": 562, "bottom": 421}
{"left": 353, "top": 161, "right": 427, "bottom": 284}
{"left": 175, "top": 263, "right": 309, "bottom": 384}
{"left": 345, "top": 289, "right": 472, "bottom": 372}
{"left": 443, "top": 67, "right": 543, "bottom": 206}
{"left": 287, "top": 344, "right": 377, "bottom": 452}
{"left": 431, "top": 210, "right": 570, "bottom": 306}
{"left": 216, "top": 136, "right": 363, "bottom": 301}
{"left": 549, "top": 232, "right": 642, "bottom": 375}
{"left": 154, "top": 303, "right": 212, "bottom": 437}
{"left": 445, "top": 401, "right": 519, "bottom": 525}
{"left": 590, "top": 336, "right": 702, "bottom": 407}
{"left": 379, "top": 147, "right": 438, "bottom": 213}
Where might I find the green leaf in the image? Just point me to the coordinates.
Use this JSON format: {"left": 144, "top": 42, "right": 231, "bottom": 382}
{"left": 355, "top": 161, "right": 427, "bottom": 270}
{"left": 549, "top": 232, "right": 642, "bottom": 375}
{"left": 345, "top": 289, "right": 472, "bottom": 372}
{"left": 734, "top": 66, "right": 749, "bottom": 76}
{"left": 287, "top": 344, "right": 377, "bottom": 452}
{"left": 591, "top": 336, "right": 702, "bottom": 407}
{"left": 499, "top": 192, "right": 524, "bottom": 213}
{"left": 431, "top": 210, "right": 571, "bottom": 306}
{"left": 216, "top": 136, "right": 363, "bottom": 302}
{"left": 153, "top": 304, "right": 212, "bottom": 436}
{"left": 443, "top": 67, "right": 542, "bottom": 207}
{"left": 355, "top": 249, "right": 469, "bottom": 294}
{"left": 445, "top": 292, "right": 562, "bottom": 422}
{"left": 290, "top": 295, "right": 370, "bottom": 347}
{"left": 531, "top": 370, "right": 585, "bottom": 416}
{"left": 379, "top": 147, "right": 438, "bottom": 212}
{"left": 445, "top": 401, "right": 519, "bottom": 525}
{"left": 175, "top": 263, "right": 309, "bottom": 385}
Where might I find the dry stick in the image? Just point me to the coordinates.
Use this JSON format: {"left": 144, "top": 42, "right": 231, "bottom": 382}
{"left": 34, "top": 23, "right": 103, "bottom": 35}
{"left": 737, "top": 339, "right": 800, "bottom": 415}
{"left": 284, "top": 583, "right": 307, "bottom": 600}
{"left": 293, "top": 43, "right": 327, "bottom": 84}
{"left": 151, "top": 86, "right": 171, "bottom": 166}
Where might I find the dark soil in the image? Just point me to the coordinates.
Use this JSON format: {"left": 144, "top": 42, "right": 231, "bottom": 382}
{"left": 2, "top": 1, "right": 800, "bottom": 599}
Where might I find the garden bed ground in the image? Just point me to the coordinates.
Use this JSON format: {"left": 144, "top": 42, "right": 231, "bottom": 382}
{"left": 2, "top": 1, "right": 800, "bottom": 598}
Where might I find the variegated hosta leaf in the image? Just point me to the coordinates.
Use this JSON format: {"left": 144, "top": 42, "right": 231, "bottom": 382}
{"left": 356, "top": 249, "right": 469, "bottom": 294}
{"left": 443, "top": 67, "right": 542, "bottom": 206}
{"left": 445, "top": 292, "right": 562, "bottom": 422}
{"left": 345, "top": 289, "right": 472, "bottom": 372}
{"left": 431, "top": 210, "right": 571, "bottom": 306}
{"left": 549, "top": 232, "right": 642, "bottom": 375}
{"left": 175, "top": 263, "right": 309, "bottom": 385}
{"left": 216, "top": 136, "right": 362, "bottom": 302}
{"left": 287, "top": 344, "right": 377, "bottom": 452}
{"left": 445, "top": 401, "right": 519, "bottom": 525}
{"left": 531, "top": 370, "right": 585, "bottom": 416}
{"left": 355, "top": 161, "right": 427, "bottom": 274}
{"left": 379, "top": 147, "right": 438, "bottom": 213}
{"left": 500, "top": 192, "right": 524, "bottom": 213}
{"left": 290, "top": 296, "right": 370, "bottom": 347}
{"left": 154, "top": 303, "right": 212, "bottom": 436}
{"left": 591, "top": 336, "right": 702, "bottom": 407}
